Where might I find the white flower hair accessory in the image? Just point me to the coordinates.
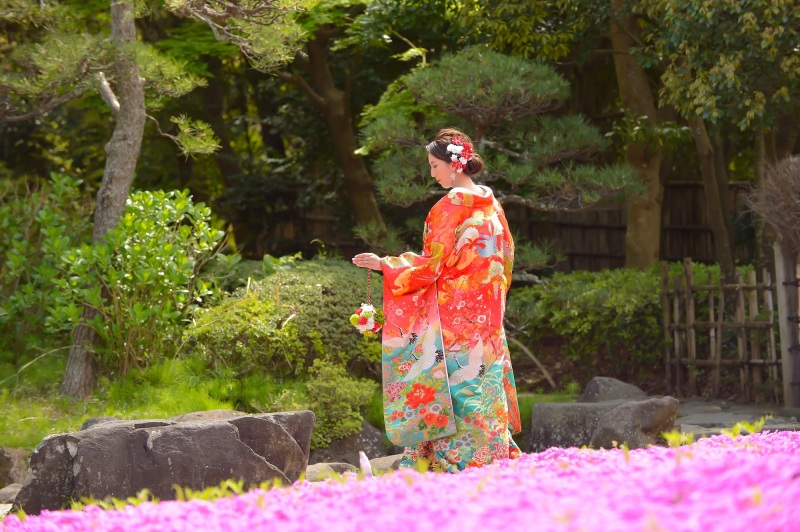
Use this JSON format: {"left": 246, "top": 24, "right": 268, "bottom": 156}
{"left": 446, "top": 136, "right": 474, "bottom": 173}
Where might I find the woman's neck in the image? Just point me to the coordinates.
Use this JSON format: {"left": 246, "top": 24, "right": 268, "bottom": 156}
{"left": 451, "top": 175, "right": 481, "bottom": 193}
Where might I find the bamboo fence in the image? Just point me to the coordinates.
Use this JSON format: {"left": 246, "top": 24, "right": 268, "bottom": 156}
{"left": 661, "top": 258, "right": 782, "bottom": 401}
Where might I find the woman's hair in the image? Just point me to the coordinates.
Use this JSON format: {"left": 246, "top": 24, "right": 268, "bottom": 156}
{"left": 425, "top": 128, "right": 485, "bottom": 176}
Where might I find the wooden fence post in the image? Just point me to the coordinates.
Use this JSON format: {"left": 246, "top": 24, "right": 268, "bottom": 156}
{"left": 661, "top": 262, "right": 672, "bottom": 393}
{"left": 774, "top": 241, "right": 800, "bottom": 407}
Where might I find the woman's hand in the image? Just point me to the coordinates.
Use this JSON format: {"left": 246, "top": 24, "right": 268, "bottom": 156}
{"left": 352, "top": 253, "right": 383, "bottom": 271}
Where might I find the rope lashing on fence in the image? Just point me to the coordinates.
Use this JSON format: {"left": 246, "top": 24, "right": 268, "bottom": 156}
{"left": 786, "top": 315, "right": 800, "bottom": 323}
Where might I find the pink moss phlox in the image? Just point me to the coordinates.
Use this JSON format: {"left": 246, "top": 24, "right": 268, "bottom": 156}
{"left": 3, "top": 431, "right": 799, "bottom": 531}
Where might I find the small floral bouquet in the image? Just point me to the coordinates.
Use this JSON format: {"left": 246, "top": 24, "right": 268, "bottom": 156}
{"left": 350, "top": 269, "right": 384, "bottom": 336}
{"left": 350, "top": 303, "right": 385, "bottom": 336}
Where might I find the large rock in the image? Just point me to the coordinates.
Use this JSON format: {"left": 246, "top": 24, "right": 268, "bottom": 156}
{"left": 369, "top": 454, "right": 404, "bottom": 475}
{"left": 308, "top": 420, "right": 389, "bottom": 467}
{"left": 304, "top": 462, "right": 358, "bottom": 482}
{"left": 528, "top": 400, "right": 630, "bottom": 452}
{"left": 13, "top": 410, "right": 315, "bottom": 515}
{"left": 0, "top": 447, "right": 30, "bottom": 486}
{"left": 0, "top": 483, "right": 22, "bottom": 504}
{"left": 11, "top": 435, "right": 73, "bottom": 514}
{"left": 589, "top": 396, "right": 680, "bottom": 449}
{"left": 579, "top": 377, "right": 647, "bottom": 403}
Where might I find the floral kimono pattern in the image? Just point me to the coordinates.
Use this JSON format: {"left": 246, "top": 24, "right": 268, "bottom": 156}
{"left": 380, "top": 186, "right": 522, "bottom": 473}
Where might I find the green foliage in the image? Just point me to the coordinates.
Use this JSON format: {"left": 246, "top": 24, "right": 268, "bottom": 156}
{"left": 0, "top": 174, "right": 92, "bottom": 362}
{"left": 166, "top": 0, "right": 317, "bottom": 72}
{"left": 360, "top": 47, "right": 638, "bottom": 210}
{"left": 306, "top": 357, "right": 379, "bottom": 448}
{"left": 507, "top": 267, "right": 665, "bottom": 381}
{"left": 186, "top": 258, "right": 383, "bottom": 375}
{"left": 662, "top": 429, "right": 696, "bottom": 448}
{"left": 721, "top": 415, "right": 772, "bottom": 439}
{"left": 185, "top": 293, "right": 307, "bottom": 376}
{"left": 461, "top": 0, "right": 606, "bottom": 61}
{"left": 635, "top": 0, "right": 800, "bottom": 129}
{"left": 170, "top": 114, "right": 221, "bottom": 156}
{"left": 47, "top": 189, "right": 226, "bottom": 375}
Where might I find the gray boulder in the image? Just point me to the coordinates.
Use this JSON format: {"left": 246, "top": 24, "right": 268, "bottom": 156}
{"left": 170, "top": 409, "right": 248, "bottom": 423}
{"left": 78, "top": 416, "right": 120, "bottom": 431}
{"left": 304, "top": 462, "right": 358, "bottom": 482}
{"left": 579, "top": 377, "right": 647, "bottom": 403}
{"left": 11, "top": 434, "right": 73, "bottom": 513}
{"left": 0, "top": 447, "right": 30, "bottom": 486}
{"left": 0, "top": 483, "right": 22, "bottom": 504}
{"left": 308, "top": 420, "right": 389, "bottom": 466}
{"left": 528, "top": 400, "right": 630, "bottom": 452}
{"left": 13, "top": 410, "right": 315, "bottom": 515}
{"left": 369, "top": 454, "right": 404, "bottom": 475}
{"left": 590, "top": 396, "right": 680, "bottom": 449}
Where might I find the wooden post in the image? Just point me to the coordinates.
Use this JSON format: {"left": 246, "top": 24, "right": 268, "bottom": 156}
{"left": 747, "top": 270, "right": 763, "bottom": 385}
{"left": 661, "top": 262, "right": 672, "bottom": 393}
{"left": 717, "top": 273, "right": 726, "bottom": 398}
{"left": 708, "top": 270, "right": 720, "bottom": 397}
{"left": 735, "top": 272, "right": 750, "bottom": 401}
{"left": 773, "top": 241, "right": 800, "bottom": 407}
{"left": 673, "top": 275, "right": 684, "bottom": 397}
{"left": 683, "top": 258, "right": 697, "bottom": 396}
{"left": 763, "top": 268, "right": 779, "bottom": 401}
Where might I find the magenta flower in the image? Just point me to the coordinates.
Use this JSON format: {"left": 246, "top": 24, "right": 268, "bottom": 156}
{"left": 3, "top": 431, "right": 799, "bottom": 531}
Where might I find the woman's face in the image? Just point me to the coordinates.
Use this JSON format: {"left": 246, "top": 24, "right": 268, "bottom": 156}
{"left": 428, "top": 153, "right": 452, "bottom": 188}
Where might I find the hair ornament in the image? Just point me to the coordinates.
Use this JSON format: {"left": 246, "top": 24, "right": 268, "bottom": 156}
{"left": 446, "top": 136, "right": 474, "bottom": 173}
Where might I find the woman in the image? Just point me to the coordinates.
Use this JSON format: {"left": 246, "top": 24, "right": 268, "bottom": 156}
{"left": 353, "top": 128, "right": 521, "bottom": 472}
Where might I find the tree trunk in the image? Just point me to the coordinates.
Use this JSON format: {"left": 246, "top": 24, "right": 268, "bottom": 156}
{"left": 711, "top": 128, "right": 732, "bottom": 237}
{"left": 688, "top": 117, "right": 735, "bottom": 281}
{"left": 60, "top": 0, "right": 146, "bottom": 398}
{"left": 292, "top": 32, "right": 386, "bottom": 232}
{"left": 609, "top": 0, "right": 664, "bottom": 269}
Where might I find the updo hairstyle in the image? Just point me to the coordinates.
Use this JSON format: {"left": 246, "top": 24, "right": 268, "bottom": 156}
{"left": 425, "top": 128, "right": 485, "bottom": 176}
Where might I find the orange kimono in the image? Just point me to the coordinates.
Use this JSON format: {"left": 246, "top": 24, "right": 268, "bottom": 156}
{"left": 380, "top": 186, "right": 522, "bottom": 472}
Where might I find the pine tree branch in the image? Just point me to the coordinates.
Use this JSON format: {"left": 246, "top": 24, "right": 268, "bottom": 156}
{"left": 146, "top": 114, "right": 179, "bottom": 144}
{"left": 275, "top": 70, "right": 326, "bottom": 112}
{"left": 95, "top": 72, "right": 120, "bottom": 116}
{"left": 0, "top": 85, "right": 90, "bottom": 123}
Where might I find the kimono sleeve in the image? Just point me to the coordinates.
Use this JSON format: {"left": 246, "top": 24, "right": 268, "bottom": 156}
{"left": 381, "top": 202, "right": 459, "bottom": 297}
{"left": 497, "top": 203, "right": 515, "bottom": 293}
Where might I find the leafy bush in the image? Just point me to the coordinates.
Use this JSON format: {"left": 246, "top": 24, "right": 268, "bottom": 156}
{"left": 0, "top": 174, "right": 92, "bottom": 363}
{"left": 305, "top": 357, "right": 379, "bottom": 449}
{"left": 507, "top": 267, "right": 665, "bottom": 385}
{"left": 184, "top": 258, "right": 383, "bottom": 376}
{"left": 47, "top": 189, "right": 230, "bottom": 374}
{"left": 185, "top": 294, "right": 307, "bottom": 376}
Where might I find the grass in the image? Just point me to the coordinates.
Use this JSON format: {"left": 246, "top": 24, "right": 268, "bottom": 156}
{"left": 1, "top": 355, "right": 578, "bottom": 453}
{"left": 0, "top": 357, "right": 308, "bottom": 451}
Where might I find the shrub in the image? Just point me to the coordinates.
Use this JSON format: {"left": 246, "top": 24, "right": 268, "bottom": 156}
{"left": 184, "top": 258, "right": 383, "bottom": 376}
{"left": 305, "top": 357, "right": 379, "bottom": 448}
{"left": 0, "top": 174, "right": 92, "bottom": 364}
{"left": 47, "top": 189, "right": 229, "bottom": 375}
{"left": 506, "top": 266, "right": 665, "bottom": 385}
{"left": 185, "top": 294, "right": 307, "bottom": 376}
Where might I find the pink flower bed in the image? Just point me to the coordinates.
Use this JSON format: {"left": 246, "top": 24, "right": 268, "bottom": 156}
{"left": 4, "top": 431, "right": 799, "bottom": 532}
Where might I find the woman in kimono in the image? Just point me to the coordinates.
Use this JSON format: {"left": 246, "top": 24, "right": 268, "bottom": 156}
{"left": 353, "top": 128, "right": 522, "bottom": 472}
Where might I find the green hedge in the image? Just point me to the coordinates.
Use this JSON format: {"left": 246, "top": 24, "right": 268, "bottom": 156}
{"left": 185, "top": 258, "right": 383, "bottom": 376}
{"left": 183, "top": 258, "right": 383, "bottom": 447}
{"left": 507, "top": 266, "right": 664, "bottom": 386}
